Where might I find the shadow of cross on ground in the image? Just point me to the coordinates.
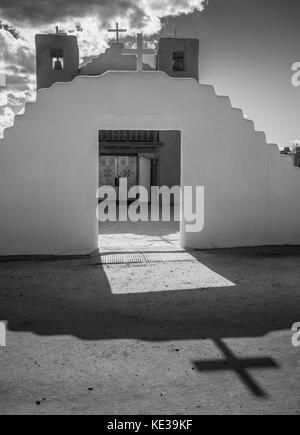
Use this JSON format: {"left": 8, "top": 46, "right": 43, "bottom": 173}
{"left": 2, "top": 243, "right": 299, "bottom": 407}
{"left": 193, "top": 338, "right": 279, "bottom": 398}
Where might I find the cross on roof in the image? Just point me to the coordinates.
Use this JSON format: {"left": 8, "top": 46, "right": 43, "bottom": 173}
{"left": 193, "top": 339, "right": 278, "bottom": 398}
{"left": 123, "top": 33, "right": 157, "bottom": 72}
{"left": 108, "top": 22, "right": 127, "bottom": 43}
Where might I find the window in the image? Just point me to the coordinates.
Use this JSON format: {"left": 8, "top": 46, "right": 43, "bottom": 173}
{"left": 99, "top": 130, "right": 160, "bottom": 143}
{"left": 172, "top": 52, "right": 185, "bottom": 72}
{"left": 51, "top": 49, "right": 64, "bottom": 70}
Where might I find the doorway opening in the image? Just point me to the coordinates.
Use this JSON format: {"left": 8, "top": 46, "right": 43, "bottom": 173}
{"left": 98, "top": 130, "right": 181, "bottom": 253}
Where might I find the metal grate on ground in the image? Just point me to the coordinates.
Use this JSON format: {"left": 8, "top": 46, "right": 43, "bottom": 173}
{"left": 89, "top": 251, "right": 196, "bottom": 265}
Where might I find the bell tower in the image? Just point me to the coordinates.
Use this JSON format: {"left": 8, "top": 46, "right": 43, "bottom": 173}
{"left": 35, "top": 28, "right": 79, "bottom": 90}
{"left": 158, "top": 38, "right": 199, "bottom": 81}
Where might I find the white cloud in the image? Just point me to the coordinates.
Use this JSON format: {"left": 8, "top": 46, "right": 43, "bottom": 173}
{"left": 0, "top": 25, "right": 36, "bottom": 137}
{"left": 0, "top": 1, "right": 206, "bottom": 137}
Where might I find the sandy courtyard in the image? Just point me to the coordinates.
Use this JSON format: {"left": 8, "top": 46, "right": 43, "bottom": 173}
{"left": 0, "top": 239, "right": 300, "bottom": 414}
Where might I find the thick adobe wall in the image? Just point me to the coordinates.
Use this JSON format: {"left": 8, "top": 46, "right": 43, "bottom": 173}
{"left": 0, "top": 71, "right": 299, "bottom": 255}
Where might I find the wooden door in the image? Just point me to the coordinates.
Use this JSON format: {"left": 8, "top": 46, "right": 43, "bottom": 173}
{"left": 99, "top": 155, "right": 138, "bottom": 198}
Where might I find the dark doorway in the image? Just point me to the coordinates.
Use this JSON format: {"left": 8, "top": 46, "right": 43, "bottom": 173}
{"left": 99, "top": 130, "right": 181, "bottom": 201}
{"left": 98, "top": 130, "right": 181, "bottom": 253}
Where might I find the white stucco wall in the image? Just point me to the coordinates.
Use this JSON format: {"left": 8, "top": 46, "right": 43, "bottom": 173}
{"left": 0, "top": 71, "right": 300, "bottom": 255}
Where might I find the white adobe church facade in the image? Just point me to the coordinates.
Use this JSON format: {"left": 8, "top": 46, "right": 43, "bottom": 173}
{"left": 0, "top": 28, "right": 299, "bottom": 255}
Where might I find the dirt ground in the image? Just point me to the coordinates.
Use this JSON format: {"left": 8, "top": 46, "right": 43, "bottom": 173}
{"left": 0, "top": 246, "right": 300, "bottom": 415}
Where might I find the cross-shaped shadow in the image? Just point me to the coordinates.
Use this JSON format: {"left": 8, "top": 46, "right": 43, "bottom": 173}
{"left": 193, "top": 338, "right": 279, "bottom": 398}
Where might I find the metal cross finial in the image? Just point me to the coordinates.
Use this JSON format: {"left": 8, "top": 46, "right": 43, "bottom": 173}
{"left": 108, "top": 22, "right": 127, "bottom": 43}
{"left": 55, "top": 26, "right": 66, "bottom": 35}
{"left": 123, "top": 33, "right": 157, "bottom": 72}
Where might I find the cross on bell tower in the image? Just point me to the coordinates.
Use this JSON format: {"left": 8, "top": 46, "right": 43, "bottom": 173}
{"left": 108, "top": 22, "right": 127, "bottom": 43}
{"left": 54, "top": 26, "right": 65, "bottom": 35}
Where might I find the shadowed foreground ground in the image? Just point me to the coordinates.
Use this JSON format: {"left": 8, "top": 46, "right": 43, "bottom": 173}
{"left": 0, "top": 246, "right": 300, "bottom": 415}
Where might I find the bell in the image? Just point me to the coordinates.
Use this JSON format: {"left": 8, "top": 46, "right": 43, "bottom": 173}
{"left": 172, "top": 58, "right": 184, "bottom": 72}
{"left": 54, "top": 58, "right": 63, "bottom": 70}
{"left": 172, "top": 52, "right": 185, "bottom": 72}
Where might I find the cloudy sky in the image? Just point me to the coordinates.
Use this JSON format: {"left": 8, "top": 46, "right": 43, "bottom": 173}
{"left": 0, "top": 0, "right": 299, "bottom": 146}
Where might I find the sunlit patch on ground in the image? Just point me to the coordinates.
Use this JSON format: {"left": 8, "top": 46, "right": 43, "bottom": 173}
{"left": 103, "top": 260, "right": 236, "bottom": 294}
